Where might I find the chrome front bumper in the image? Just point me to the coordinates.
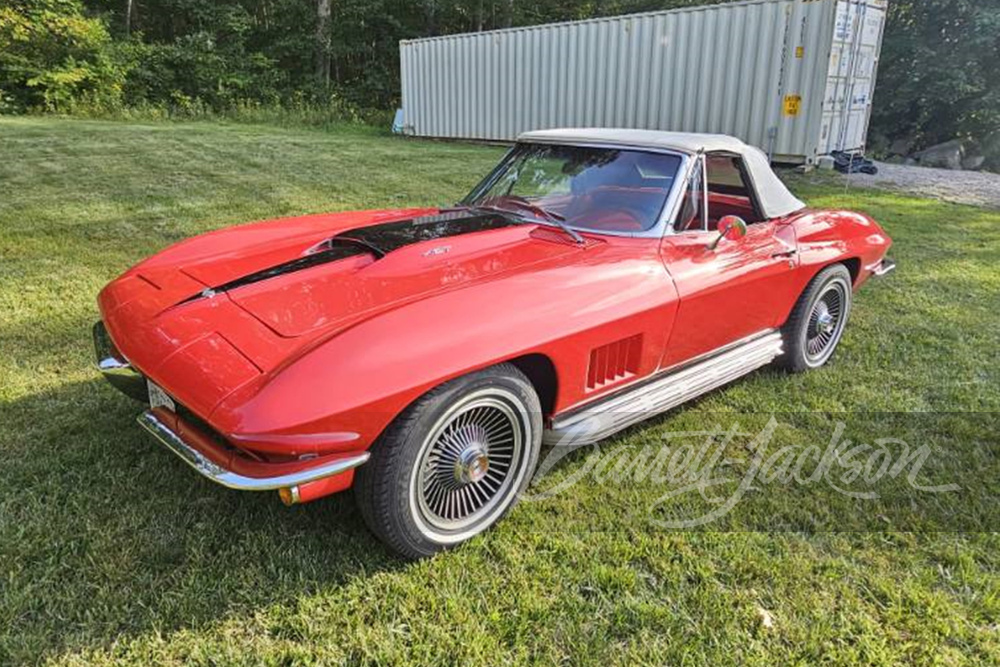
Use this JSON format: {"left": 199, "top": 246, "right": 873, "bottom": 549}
{"left": 93, "top": 321, "right": 147, "bottom": 401}
{"left": 95, "top": 320, "right": 370, "bottom": 494}
{"left": 137, "top": 410, "right": 370, "bottom": 491}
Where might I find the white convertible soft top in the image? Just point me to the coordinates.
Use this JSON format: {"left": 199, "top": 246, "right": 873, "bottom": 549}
{"left": 518, "top": 128, "right": 807, "bottom": 220}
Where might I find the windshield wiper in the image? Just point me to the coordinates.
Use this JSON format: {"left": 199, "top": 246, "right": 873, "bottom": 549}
{"left": 468, "top": 203, "right": 586, "bottom": 245}
{"left": 518, "top": 203, "right": 586, "bottom": 246}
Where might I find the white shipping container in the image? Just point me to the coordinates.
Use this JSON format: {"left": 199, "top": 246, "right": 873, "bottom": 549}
{"left": 399, "top": 0, "right": 887, "bottom": 164}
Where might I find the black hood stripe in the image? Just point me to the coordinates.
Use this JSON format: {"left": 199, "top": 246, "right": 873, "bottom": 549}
{"left": 191, "top": 210, "right": 519, "bottom": 298}
{"left": 340, "top": 209, "right": 519, "bottom": 255}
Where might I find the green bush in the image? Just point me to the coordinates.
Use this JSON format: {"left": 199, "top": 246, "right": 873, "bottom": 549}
{"left": 0, "top": 0, "right": 127, "bottom": 111}
{"left": 121, "top": 29, "right": 288, "bottom": 111}
{"left": 64, "top": 89, "right": 392, "bottom": 130}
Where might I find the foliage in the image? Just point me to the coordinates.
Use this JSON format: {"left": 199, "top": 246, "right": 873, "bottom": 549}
{"left": 0, "top": 0, "right": 127, "bottom": 111}
{"left": 873, "top": 0, "right": 1000, "bottom": 165}
{"left": 46, "top": 0, "right": 745, "bottom": 113}
{"left": 68, "top": 91, "right": 392, "bottom": 128}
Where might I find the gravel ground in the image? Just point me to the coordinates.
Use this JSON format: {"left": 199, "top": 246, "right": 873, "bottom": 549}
{"left": 844, "top": 161, "right": 1000, "bottom": 209}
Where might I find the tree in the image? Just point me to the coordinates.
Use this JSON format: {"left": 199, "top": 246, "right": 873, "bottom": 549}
{"left": 315, "top": 0, "right": 331, "bottom": 88}
{"left": 870, "top": 0, "right": 1000, "bottom": 161}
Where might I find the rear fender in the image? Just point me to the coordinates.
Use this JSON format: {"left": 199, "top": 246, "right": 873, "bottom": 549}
{"left": 778, "top": 209, "right": 892, "bottom": 323}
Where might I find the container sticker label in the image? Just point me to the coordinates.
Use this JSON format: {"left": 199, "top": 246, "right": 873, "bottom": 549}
{"left": 796, "top": 46, "right": 804, "bottom": 58}
{"left": 783, "top": 95, "right": 802, "bottom": 117}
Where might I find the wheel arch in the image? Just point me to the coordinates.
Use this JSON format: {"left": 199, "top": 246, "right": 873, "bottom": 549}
{"left": 505, "top": 353, "right": 558, "bottom": 417}
{"left": 777, "top": 257, "right": 859, "bottom": 329}
{"left": 808, "top": 257, "right": 860, "bottom": 287}
{"left": 840, "top": 257, "right": 861, "bottom": 286}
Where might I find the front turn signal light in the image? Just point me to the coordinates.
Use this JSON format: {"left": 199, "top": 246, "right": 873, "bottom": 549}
{"left": 278, "top": 486, "right": 300, "bottom": 506}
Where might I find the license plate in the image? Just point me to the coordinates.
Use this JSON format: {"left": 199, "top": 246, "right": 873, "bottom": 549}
{"left": 147, "top": 381, "right": 176, "bottom": 411}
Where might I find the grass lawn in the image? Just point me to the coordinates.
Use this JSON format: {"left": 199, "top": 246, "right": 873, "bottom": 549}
{"left": 1, "top": 117, "right": 998, "bottom": 665}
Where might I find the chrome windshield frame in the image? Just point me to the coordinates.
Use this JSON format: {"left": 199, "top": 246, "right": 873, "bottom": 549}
{"left": 662, "top": 151, "right": 710, "bottom": 237}
{"left": 462, "top": 140, "right": 694, "bottom": 239}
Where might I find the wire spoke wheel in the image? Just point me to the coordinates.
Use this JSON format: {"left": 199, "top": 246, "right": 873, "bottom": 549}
{"left": 411, "top": 389, "right": 529, "bottom": 538}
{"left": 803, "top": 279, "right": 849, "bottom": 365}
{"left": 356, "top": 364, "right": 541, "bottom": 559}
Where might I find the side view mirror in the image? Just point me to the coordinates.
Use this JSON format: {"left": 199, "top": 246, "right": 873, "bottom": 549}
{"left": 708, "top": 215, "right": 748, "bottom": 250}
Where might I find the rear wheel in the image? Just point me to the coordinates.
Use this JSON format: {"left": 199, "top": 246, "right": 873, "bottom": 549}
{"left": 354, "top": 364, "right": 541, "bottom": 559}
{"left": 778, "top": 264, "right": 853, "bottom": 372}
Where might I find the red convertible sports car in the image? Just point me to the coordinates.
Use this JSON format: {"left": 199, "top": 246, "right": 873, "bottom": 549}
{"left": 95, "top": 129, "right": 894, "bottom": 558}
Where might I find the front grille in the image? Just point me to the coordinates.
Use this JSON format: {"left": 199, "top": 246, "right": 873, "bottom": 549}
{"left": 171, "top": 402, "right": 236, "bottom": 452}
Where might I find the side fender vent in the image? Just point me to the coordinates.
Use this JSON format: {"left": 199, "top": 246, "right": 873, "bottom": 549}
{"left": 587, "top": 334, "right": 642, "bottom": 391}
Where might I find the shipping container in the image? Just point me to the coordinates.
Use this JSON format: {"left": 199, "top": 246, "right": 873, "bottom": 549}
{"left": 399, "top": 0, "right": 887, "bottom": 164}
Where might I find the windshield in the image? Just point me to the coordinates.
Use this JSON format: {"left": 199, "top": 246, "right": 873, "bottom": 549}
{"left": 463, "top": 143, "right": 683, "bottom": 234}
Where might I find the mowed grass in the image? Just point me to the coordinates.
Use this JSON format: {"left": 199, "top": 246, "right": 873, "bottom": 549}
{"left": 1, "top": 117, "right": 998, "bottom": 665}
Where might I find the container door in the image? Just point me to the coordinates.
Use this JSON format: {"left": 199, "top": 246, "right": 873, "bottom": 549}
{"left": 818, "top": 0, "right": 887, "bottom": 154}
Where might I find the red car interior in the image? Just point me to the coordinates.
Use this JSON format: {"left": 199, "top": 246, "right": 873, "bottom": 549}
{"left": 706, "top": 192, "right": 759, "bottom": 230}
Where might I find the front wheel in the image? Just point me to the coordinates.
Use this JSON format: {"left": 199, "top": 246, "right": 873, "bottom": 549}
{"left": 354, "top": 364, "right": 542, "bottom": 559}
{"left": 778, "top": 264, "right": 853, "bottom": 372}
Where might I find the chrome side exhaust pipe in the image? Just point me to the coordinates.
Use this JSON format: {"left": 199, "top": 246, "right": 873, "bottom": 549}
{"left": 544, "top": 330, "right": 784, "bottom": 446}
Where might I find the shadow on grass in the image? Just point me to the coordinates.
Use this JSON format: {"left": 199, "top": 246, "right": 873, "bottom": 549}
{"left": 0, "top": 379, "right": 404, "bottom": 663}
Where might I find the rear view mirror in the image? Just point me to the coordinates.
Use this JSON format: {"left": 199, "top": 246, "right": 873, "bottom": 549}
{"left": 708, "top": 215, "right": 747, "bottom": 250}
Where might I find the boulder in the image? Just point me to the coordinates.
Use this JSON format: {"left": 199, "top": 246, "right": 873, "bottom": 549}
{"left": 981, "top": 132, "right": 1000, "bottom": 172}
{"left": 914, "top": 140, "right": 965, "bottom": 170}
{"left": 962, "top": 155, "right": 986, "bottom": 171}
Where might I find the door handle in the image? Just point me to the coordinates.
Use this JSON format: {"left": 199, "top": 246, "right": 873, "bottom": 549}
{"left": 771, "top": 249, "right": 797, "bottom": 259}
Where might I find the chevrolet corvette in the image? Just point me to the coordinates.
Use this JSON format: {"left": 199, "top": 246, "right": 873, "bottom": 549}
{"left": 95, "top": 129, "right": 894, "bottom": 558}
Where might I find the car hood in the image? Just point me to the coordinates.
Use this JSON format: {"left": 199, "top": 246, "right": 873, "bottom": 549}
{"left": 186, "top": 209, "right": 586, "bottom": 338}
{"left": 99, "top": 208, "right": 591, "bottom": 416}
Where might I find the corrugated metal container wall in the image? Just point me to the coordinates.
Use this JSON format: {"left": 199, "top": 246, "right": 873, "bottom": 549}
{"left": 399, "top": 0, "right": 887, "bottom": 164}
